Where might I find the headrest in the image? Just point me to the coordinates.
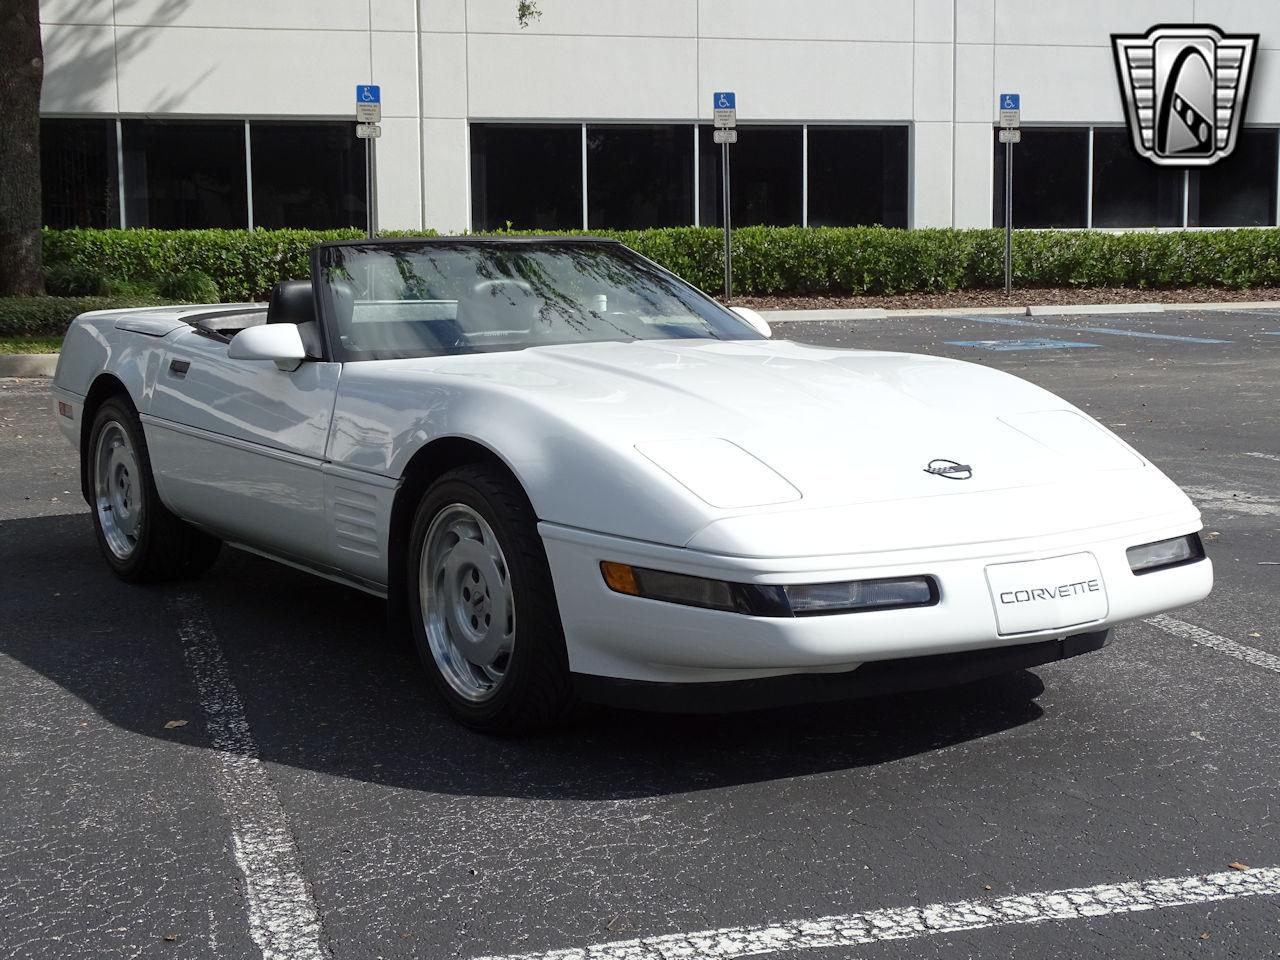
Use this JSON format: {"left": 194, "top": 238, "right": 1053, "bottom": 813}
{"left": 266, "top": 280, "right": 317, "bottom": 325}
{"left": 329, "top": 278, "right": 356, "bottom": 329}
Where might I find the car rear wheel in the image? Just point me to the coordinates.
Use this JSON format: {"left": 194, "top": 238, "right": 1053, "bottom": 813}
{"left": 407, "top": 464, "right": 578, "bottom": 732}
{"left": 88, "top": 397, "right": 222, "bottom": 582}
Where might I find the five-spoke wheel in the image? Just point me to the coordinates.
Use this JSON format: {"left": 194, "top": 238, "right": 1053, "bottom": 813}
{"left": 93, "top": 419, "right": 144, "bottom": 560}
{"left": 421, "top": 504, "right": 516, "bottom": 702}
{"left": 407, "top": 464, "right": 578, "bottom": 731}
{"left": 87, "top": 396, "right": 221, "bottom": 582}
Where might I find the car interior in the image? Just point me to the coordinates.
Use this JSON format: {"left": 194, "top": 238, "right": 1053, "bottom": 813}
{"left": 189, "top": 273, "right": 718, "bottom": 361}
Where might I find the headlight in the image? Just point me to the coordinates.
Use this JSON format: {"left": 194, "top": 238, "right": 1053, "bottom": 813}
{"left": 600, "top": 562, "right": 937, "bottom": 617}
{"left": 1126, "top": 533, "right": 1205, "bottom": 575}
{"left": 784, "top": 577, "right": 938, "bottom": 615}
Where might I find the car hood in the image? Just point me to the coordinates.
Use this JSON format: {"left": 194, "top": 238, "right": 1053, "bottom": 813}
{"left": 407, "top": 337, "right": 1144, "bottom": 504}
{"left": 336, "top": 337, "right": 1201, "bottom": 554}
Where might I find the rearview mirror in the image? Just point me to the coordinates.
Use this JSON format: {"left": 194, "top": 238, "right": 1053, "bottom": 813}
{"left": 731, "top": 306, "right": 772, "bottom": 338}
{"left": 228, "top": 324, "right": 307, "bottom": 372}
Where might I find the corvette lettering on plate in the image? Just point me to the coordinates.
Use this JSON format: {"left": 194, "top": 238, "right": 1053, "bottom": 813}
{"left": 985, "top": 552, "right": 1109, "bottom": 635}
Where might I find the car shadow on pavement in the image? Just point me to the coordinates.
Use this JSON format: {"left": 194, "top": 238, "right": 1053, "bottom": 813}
{"left": 1, "top": 514, "right": 1046, "bottom": 801}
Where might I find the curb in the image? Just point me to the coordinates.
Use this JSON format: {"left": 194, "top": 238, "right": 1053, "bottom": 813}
{"left": 1026, "top": 303, "right": 1163, "bottom": 316}
{"left": 762, "top": 299, "right": 1280, "bottom": 323}
{"left": 1160, "top": 300, "right": 1280, "bottom": 312}
{"left": 0, "top": 354, "right": 58, "bottom": 378}
{"left": 765, "top": 308, "right": 890, "bottom": 323}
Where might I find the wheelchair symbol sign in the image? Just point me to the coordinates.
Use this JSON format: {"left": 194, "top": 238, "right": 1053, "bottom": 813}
{"left": 714, "top": 91, "right": 736, "bottom": 110}
{"left": 356, "top": 85, "right": 381, "bottom": 104}
{"left": 1000, "top": 93, "right": 1020, "bottom": 110}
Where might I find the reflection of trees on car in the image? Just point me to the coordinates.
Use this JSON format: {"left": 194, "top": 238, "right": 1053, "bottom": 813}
{"left": 317, "top": 240, "right": 754, "bottom": 361}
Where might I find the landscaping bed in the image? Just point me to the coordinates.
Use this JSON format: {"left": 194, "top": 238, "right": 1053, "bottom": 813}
{"left": 0, "top": 336, "right": 62, "bottom": 355}
{"left": 739, "top": 285, "right": 1280, "bottom": 312}
{"left": 41, "top": 225, "right": 1280, "bottom": 302}
{"left": 6, "top": 227, "right": 1280, "bottom": 355}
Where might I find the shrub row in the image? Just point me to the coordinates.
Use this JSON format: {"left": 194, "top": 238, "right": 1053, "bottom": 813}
{"left": 0, "top": 296, "right": 175, "bottom": 338}
{"left": 37, "top": 225, "right": 1280, "bottom": 306}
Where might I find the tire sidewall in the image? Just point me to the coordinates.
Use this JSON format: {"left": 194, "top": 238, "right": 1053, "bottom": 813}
{"left": 88, "top": 399, "right": 157, "bottom": 580}
{"left": 406, "top": 471, "right": 564, "bottom": 728}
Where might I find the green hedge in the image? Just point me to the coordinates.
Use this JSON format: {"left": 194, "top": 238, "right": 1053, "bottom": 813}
{"left": 0, "top": 296, "right": 173, "bottom": 338}
{"left": 38, "top": 226, "right": 1280, "bottom": 305}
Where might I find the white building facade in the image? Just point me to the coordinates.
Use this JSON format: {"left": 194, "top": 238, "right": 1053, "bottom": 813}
{"left": 37, "top": 0, "right": 1280, "bottom": 233}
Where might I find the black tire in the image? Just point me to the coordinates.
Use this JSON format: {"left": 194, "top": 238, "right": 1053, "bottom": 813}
{"left": 87, "top": 397, "right": 222, "bottom": 583}
{"left": 406, "top": 464, "right": 578, "bottom": 733}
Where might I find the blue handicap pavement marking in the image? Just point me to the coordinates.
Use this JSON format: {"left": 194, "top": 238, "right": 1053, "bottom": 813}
{"left": 947, "top": 339, "right": 1100, "bottom": 352}
{"left": 945, "top": 314, "right": 1230, "bottom": 345}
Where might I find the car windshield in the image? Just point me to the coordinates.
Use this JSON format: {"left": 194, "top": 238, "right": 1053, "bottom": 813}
{"left": 314, "top": 240, "right": 760, "bottom": 361}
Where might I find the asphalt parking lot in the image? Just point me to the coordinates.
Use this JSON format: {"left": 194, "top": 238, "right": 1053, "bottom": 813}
{"left": 1, "top": 307, "right": 1278, "bottom": 960}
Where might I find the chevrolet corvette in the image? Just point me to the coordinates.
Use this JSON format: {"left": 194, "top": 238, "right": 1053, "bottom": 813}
{"left": 51, "top": 238, "right": 1212, "bottom": 730}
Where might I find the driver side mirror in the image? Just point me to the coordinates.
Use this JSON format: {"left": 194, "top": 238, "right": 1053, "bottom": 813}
{"left": 228, "top": 324, "right": 308, "bottom": 372}
{"left": 731, "top": 306, "right": 772, "bottom": 339}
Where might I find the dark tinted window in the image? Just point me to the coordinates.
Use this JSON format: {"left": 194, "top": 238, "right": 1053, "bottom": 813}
{"left": 121, "top": 120, "right": 247, "bottom": 228}
{"left": 1189, "top": 127, "right": 1278, "bottom": 227}
{"left": 807, "top": 126, "right": 908, "bottom": 227}
{"left": 250, "top": 122, "right": 366, "bottom": 229}
{"left": 586, "top": 125, "right": 693, "bottom": 228}
{"left": 1092, "top": 128, "right": 1183, "bottom": 227}
{"left": 41, "top": 119, "right": 120, "bottom": 228}
{"left": 470, "top": 124, "right": 582, "bottom": 231}
{"left": 699, "top": 125, "right": 802, "bottom": 227}
{"left": 993, "top": 127, "right": 1088, "bottom": 228}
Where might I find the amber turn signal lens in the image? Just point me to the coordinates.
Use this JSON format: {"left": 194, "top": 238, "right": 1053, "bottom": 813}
{"left": 600, "top": 561, "right": 639, "bottom": 595}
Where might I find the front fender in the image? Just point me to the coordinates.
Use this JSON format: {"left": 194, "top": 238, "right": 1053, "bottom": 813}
{"left": 329, "top": 365, "right": 718, "bottom": 547}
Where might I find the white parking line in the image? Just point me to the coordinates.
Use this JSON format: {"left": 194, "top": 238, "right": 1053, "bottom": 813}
{"left": 1244, "top": 451, "right": 1280, "bottom": 463}
{"left": 172, "top": 594, "right": 327, "bottom": 960}
{"left": 1146, "top": 614, "right": 1280, "bottom": 675}
{"left": 473, "top": 866, "right": 1280, "bottom": 960}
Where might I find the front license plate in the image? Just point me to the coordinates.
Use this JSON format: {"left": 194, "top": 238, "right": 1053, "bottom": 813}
{"left": 985, "top": 552, "right": 1108, "bottom": 636}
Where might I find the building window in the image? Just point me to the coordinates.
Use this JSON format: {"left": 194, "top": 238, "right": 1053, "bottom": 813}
{"left": 250, "top": 122, "right": 366, "bottom": 230}
{"left": 41, "top": 119, "right": 120, "bottom": 229}
{"left": 1091, "top": 128, "right": 1183, "bottom": 228}
{"left": 807, "top": 126, "right": 908, "bottom": 228}
{"left": 121, "top": 120, "right": 247, "bottom": 229}
{"left": 699, "top": 126, "right": 802, "bottom": 227}
{"left": 586, "top": 125, "right": 693, "bottom": 229}
{"left": 993, "top": 127, "right": 1088, "bottom": 228}
{"left": 470, "top": 124, "right": 582, "bottom": 231}
{"left": 1188, "top": 128, "right": 1278, "bottom": 227}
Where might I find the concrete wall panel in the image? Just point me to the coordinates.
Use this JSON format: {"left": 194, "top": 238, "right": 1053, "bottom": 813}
{"left": 699, "top": 0, "right": 913, "bottom": 42}
{"left": 698, "top": 40, "right": 914, "bottom": 121}
{"left": 40, "top": 23, "right": 119, "bottom": 113}
{"left": 468, "top": 34, "right": 695, "bottom": 120}
{"left": 423, "top": 118, "right": 470, "bottom": 232}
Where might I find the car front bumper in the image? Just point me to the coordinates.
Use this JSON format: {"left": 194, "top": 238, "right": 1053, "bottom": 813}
{"left": 538, "top": 515, "right": 1212, "bottom": 687}
{"left": 571, "top": 629, "right": 1110, "bottom": 712}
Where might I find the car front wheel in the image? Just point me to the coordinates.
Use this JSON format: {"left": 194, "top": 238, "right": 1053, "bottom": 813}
{"left": 407, "top": 464, "right": 578, "bottom": 732}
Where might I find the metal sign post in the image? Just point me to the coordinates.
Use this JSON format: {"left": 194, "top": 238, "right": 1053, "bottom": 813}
{"left": 999, "top": 93, "right": 1020, "bottom": 296}
{"left": 722, "top": 140, "right": 732, "bottom": 299}
{"left": 713, "top": 92, "right": 737, "bottom": 300}
{"left": 356, "top": 85, "right": 382, "bottom": 239}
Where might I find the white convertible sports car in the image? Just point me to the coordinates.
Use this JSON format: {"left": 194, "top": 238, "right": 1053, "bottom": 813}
{"left": 52, "top": 238, "right": 1211, "bottom": 730}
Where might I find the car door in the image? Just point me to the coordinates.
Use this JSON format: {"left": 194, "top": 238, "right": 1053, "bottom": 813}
{"left": 144, "top": 326, "right": 341, "bottom": 569}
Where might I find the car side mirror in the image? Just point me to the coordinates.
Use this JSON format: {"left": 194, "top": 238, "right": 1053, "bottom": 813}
{"left": 731, "top": 306, "right": 772, "bottom": 338}
{"left": 227, "top": 324, "right": 308, "bottom": 372}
